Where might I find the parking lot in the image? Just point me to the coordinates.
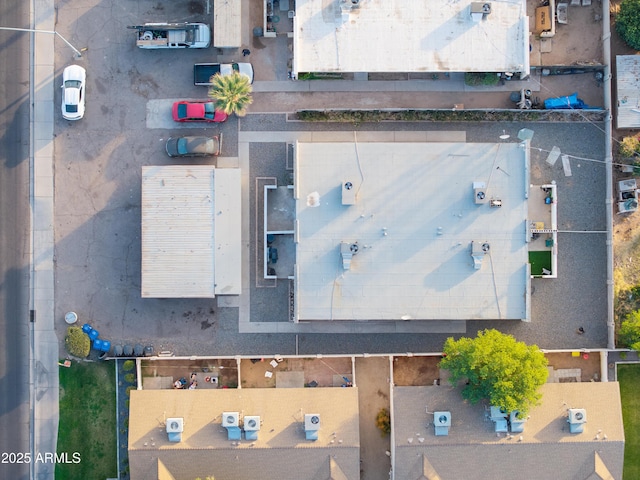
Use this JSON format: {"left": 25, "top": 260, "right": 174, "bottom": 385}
{"left": 51, "top": 0, "right": 610, "bottom": 356}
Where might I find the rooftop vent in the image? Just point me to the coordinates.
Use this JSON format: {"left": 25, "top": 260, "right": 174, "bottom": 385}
{"left": 509, "top": 411, "right": 527, "bottom": 433}
{"left": 244, "top": 415, "right": 261, "bottom": 440}
{"left": 304, "top": 414, "right": 321, "bottom": 441}
{"left": 166, "top": 417, "right": 184, "bottom": 442}
{"left": 471, "top": 241, "right": 490, "bottom": 270}
{"left": 342, "top": 181, "right": 356, "bottom": 205}
{"left": 434, "top": 411, "right": 451, "bottom": 436}
{"left": 490, "top": 199, "right": 502, "bottom": 208}
{"left": 340, "top": 242, "right": 359, "bottom": 270}
{"left": 567, "top": 408, "right": 587, "bottom": 434}
{"left": 473, "top": 182, "right": 488, "bottom": 204}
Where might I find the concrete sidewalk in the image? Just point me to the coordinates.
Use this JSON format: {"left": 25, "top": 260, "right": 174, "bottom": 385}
{"left": 30, "top": 0, "right": 58, "bottom": 478}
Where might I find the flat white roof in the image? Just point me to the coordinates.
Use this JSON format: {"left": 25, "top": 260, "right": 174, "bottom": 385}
{"left": 616, "top": 55, "right": 640, "bottom": 129}
{"left": 293, "top": 0, "right": 529, "bottom": 74}
{"left": 141, "top": 166, "right": 241, "bottom": 298}
{"left": 294, "top": 141, "right": 530, "bottom": 321}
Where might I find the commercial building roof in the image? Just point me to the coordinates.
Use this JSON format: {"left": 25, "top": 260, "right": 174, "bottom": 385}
{"left": 393, "top": 382, "right": 624, "bottom": 480}
{"left": 616, "top": 55, "right": 640, "bottom": 129}
{"left": 141, "top": 166, "right": 241, "bottom": 298}
{"left": 292, "top": 0, "right": 530, "bottom": 75}
{"left": 293, "top": 141, "right": 530, "bottom": 321}
{"left": 128, "top": 388, "right": 360, "bottom": 480}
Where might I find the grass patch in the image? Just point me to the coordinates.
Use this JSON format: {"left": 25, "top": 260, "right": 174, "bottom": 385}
{"left": 529, "top": 250, "right": 552, "bottom": 276}
{"left": 56, "top": 361, "right": 117, "bottom": 480}
{"left": 619, "top": 364, "right": 640, "bottom": 479}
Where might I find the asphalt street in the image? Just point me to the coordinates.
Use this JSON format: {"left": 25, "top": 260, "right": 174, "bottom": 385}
{"left": 0, "top": 0, "right": 33, "bottom": 478}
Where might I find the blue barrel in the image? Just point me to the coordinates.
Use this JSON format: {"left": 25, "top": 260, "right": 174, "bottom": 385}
{"left": 100, "top": 340, "right": 111, "bottom": 353}
{"left": 89, "top": 328, "right": 99, "bottom": 341}
{"left": 82, "top": 323, "right": 92, "bottom": 334}
{"left": 93, "top": 338, "right": 103, "bottom": 351}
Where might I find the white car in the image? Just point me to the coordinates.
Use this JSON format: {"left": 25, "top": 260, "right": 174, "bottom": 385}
{"left": 61, "top": 65, "right": 86, "bottom": 120}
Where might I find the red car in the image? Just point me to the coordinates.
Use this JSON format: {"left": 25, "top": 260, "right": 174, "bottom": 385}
{"left": 172, "top": 101, "right": 228, "bottom": 123}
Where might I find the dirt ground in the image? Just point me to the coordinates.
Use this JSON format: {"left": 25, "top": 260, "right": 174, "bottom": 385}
{"left": 393, "top": 356, "right": 442, "bottom": 386}
{"left": 545, "top": 351, "right": 601, "bottom": 382}
{"left": 239, "top": 356, "right": 353, "bottom": 388}
{"left": 355, "top": 356, "right": 392, "bottom": 480}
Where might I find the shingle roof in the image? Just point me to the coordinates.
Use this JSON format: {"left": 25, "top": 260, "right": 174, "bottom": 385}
{"left": 129, "top": 388, "right": 360, "bottom": 480}
{"left": 393, "top": 383, "right": 624, "bottom": 480}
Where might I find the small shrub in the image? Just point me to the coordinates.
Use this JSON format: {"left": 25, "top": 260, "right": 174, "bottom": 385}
{"left": 124, "top": 373, "right": 136, "bottom": 384}
{"left": 122, "top": 360, "right": 135, "bottom": 372}
{"left": 65, "top": 326, "right": 90, "bottom": 358}
{"left": 619, "top": 135, "right": 640, "bottom": 158}
{"left": 125, "top": 386, "right": 135, "bottom": 397}
{"left": 375, "top": 408, "right": 391, "bottom": 436}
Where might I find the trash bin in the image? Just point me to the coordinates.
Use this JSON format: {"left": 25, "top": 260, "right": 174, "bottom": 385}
{"left": 100, "top": 340, "right": 111, "bottom": 353}
{"left": 89, "top": 328, "right": 99, "bottom": 341}
{"left": 82, "top": 323, "right": 92, "bottom": 334}
{"left": 93, "top": 338, "right": 104, "bottom": 351}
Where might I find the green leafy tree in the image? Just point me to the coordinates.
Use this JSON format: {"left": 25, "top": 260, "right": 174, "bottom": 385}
{"left": 207, "top": 72, "right": 253, "bottom": 117}
{"left": 619, "top": 310, "right": 640, "bottom": 350}
{"left": 65, "top": 326, "right": 90, "bottom": 358}
{"left": 439, "top": 329, "right": 548, "bottom": 416}
{"left": 616, "top": 0, "right": 640, "bottom": 50}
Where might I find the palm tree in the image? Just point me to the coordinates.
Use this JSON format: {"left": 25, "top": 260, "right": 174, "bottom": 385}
{"left": 207, "top": 72, "right": 253, "bottom": 117}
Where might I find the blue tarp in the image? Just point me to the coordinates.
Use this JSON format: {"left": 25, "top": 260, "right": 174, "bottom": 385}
{"left": 544, "top": 92, "right": 587, "bottom": 109}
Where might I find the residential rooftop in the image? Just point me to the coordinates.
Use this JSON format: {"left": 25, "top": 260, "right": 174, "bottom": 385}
{"left": 128, "top": 388, "right": 360, "bottom": 480}
{"left": 393, "top": 382, "right": 624, "bottom": 479}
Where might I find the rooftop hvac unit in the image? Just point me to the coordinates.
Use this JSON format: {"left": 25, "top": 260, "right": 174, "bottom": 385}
{"left": 434, "top": 411, "right": 451, "bottom": 436}
{"left": 304, "top": 413, "right": 321, "bottom": 441}
{"left": 567, "top": 408, "right": 587, "bottom": 433}
{"left": 305, "top": 414, "right": 321, "bottom": 431}
{"left": 166, "top": 417, "right": 184, "bottom": 442}
{"left": 471, "top": 2, "right": 492, "bottom": 20}
{"left": 342, "top": 181, "right": 356, "bottom": 205}
{"left": 166, "top": 417, "right": 184, "bottom": 433}
{"left": 473, "top": 182, "right": 488, "bottom": 204}
{"left": 244, "top": 415, "right": 261, "bottom": 440}
{"left": 223, "top": 412, "right": 239, "bottom": 428}
{"left": 471, "top": 241, "right": 490, "bottom": 270}
{"left": 340, "top": 242, "right": 359, "bottom": 270}
{"left": 490, "top": 406, "right": 508, "bottom": 433}
{"left": 509, "top": 411, "right": 527, "bottom": 433}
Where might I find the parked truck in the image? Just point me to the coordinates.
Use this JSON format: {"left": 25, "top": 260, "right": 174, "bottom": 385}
{"left": 128, "top": 23, "right": 211, "bottom": 49}
{"left": 193, "top": 63, "right": 254, "bottom": 85}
